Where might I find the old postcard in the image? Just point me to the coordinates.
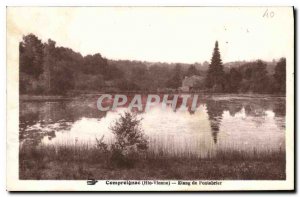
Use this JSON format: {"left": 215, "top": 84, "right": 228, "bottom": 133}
{"left": 6, "top": 7, "right": 294, "bottom": 191}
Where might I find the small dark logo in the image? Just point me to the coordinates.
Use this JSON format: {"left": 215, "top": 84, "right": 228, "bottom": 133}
{"left": 87, "top": 179, "right": 98, "bottom": 185}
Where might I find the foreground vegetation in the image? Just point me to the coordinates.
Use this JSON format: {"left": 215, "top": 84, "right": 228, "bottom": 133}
{"left": 19, "top": 144, "right": 285, "bottom": 180}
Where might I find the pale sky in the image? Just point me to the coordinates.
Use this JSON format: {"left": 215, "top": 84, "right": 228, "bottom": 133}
{"left": 7, "top": 7, "right": 293, "bottom": 64}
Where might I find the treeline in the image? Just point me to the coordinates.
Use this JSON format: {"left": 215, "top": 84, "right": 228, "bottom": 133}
{"left": 222, "top": 59, "right": 286, "bottom": 93}
{"left": 20, "top": 34, "right": 119, "bottom": 94}
{"left": 19, "top": 34, "right": 205, "bottom": 94}
{"left": 205, "top": 41, "right": 286, "bottom": 94}
{"left": 19, "top": 34, "right": 286, "bottom": 95}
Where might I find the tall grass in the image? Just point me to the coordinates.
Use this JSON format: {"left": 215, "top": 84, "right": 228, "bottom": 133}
{"left": 19, "top": 140, "right": 285, "bottom": 177}
{"left": 19, "top": 140, "right": 286, "bottom": 180}
{"left": 20, "top": 138, "right": 285, "bottom": 163}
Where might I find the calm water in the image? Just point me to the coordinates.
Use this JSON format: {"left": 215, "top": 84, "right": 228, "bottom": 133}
{"left": 19, "top": 94, "right": 286, "bottom": 158}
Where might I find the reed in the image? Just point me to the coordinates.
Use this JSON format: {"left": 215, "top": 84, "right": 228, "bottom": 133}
{"left": 19, "top": 140, "right": 285, "bottom": 180}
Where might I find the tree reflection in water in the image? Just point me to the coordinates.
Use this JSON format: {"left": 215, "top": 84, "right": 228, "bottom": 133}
{"left": 206, "top": 100, "right": 225, "bottom": 144}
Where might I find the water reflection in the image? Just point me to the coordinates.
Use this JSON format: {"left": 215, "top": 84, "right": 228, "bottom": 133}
{"left": 206, "top": 100, "right": 224, "bottom": 144}
{"left": 19, "top": 95, "right": 286, "bottom": 157}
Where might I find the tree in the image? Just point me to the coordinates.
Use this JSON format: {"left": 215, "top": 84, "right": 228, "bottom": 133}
{"left": 83, "top": 53, "right": 108, "bottom": 75}
{"left": 109, "top": 112, "right": 148, "bottom": 167}
{"left": 148, "top": 65, "right": 171, "bottom": 90}
{"left": 129, "top": 66, "right": 149, "bottom": 90}
{"left": 205, "top": 41, "right": 225, "bottom": 92}
{"left": 239, "top": 60, "right": 270, "bottom": 93}
{"left": 105, "top": 64, "right": 123, "bottom": 80}
{"left": 186, "top": 65, "right": 199, "bottom": 77}
{"left": 19, "top": 34, "right": 44, "bottom": 78}
{"left": 116, "top": 78, "right": 140, "bottom": 91}
{"left": 249, "top": 60, "right": 269, "bottom": 93}
{"left": 50, "top": 60, "right": 75, "bottom": 94}
{"left": 226, "top": 68, "right": 242, "bottom": 93}
{"left": 167, "top": 64, "right": 183, "bottom": 88}
{"left": 110, "top": 112, "right": 148, "bottom": 151}
{"left": 43, "top": 39, "right": 76, "bottom": 94}
{"left": 75, "top": 73, "right": 104, "bottom": 90}
{"left": 273, "top": 58, "right": 286, "bottom": 93}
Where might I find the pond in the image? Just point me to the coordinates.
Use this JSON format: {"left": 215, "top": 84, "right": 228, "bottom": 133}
{"left": 19, "top": 94, "right": 286, "bottom": 158}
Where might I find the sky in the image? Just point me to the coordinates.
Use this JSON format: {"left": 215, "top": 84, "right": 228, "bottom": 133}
{"left": 7, "top": 7, "right": 293, "bottom": 64}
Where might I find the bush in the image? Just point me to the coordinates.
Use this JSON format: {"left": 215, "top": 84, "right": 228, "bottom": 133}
{"left": 110, "top": 112, "right": 148, "bottom": 153}
{"left": 97, "top": 112, "right": 149, "bottom": 168}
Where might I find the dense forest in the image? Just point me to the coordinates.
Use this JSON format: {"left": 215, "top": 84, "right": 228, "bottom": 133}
{"left": 19, "top": 34, "right": 286, "bottom": 95}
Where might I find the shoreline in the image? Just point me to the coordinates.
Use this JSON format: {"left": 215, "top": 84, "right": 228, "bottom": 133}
{"left": 20, "top": 93, "right": 286, "bottom": 102}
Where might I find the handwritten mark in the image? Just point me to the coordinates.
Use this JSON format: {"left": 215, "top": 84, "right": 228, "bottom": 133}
{"left": 263, "top": 9, "right": 275, "bottom": 18}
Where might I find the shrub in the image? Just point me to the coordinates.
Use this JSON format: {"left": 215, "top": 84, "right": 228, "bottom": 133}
{"left": 108, "top": 112, "right": 148, "bottom": 168}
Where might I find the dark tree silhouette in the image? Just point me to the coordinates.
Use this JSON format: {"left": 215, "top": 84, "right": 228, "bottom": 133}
{"left": 19, "top": 34, "right": 44, "bottom": 78}
{"left": 205, "top": 41, "right": 225, "bottom": 92}
{"left": 83, "top": 53, "right": 108, "bottom": 75}
{"left": 273, "top": 58, "right": 286, "bottom": 93}
{"left": 186, "top": 65, "right": 199, "bottom": 77}
{"left": 226, "top": 68, "right": 243, "bottom": 93}
{"left": 43, "top": 39, "right": 77, "bottom": 94}
{"left": 167, "top": 64, "right": 183, "bottom": 88}
{"left": 248, "top": 60, "right": 269, "bottom": 93}
{"left": 238, "top": 60, "right": 271, "bottom": 93}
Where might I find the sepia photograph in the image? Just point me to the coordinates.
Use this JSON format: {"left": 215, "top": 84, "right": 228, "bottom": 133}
{"left": 6, "top": 6, "right": 294, "bottom": 191}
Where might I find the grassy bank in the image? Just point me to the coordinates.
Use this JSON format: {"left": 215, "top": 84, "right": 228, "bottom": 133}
{"left": 19, "top": 144, "right": 285, "bottom": 180}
